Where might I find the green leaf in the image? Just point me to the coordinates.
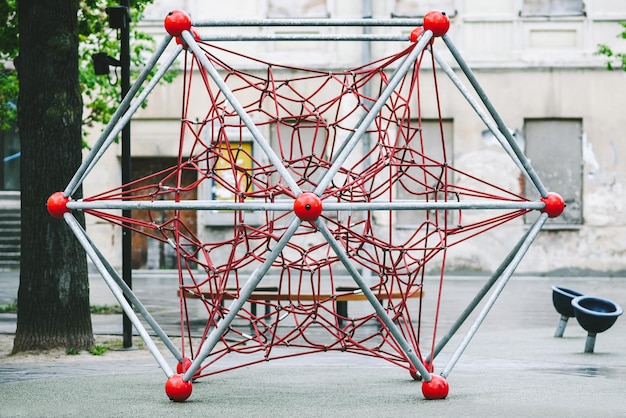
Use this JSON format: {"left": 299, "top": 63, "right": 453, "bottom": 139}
{"left": 0, "top": 0, "right": 170, "bottom": 143}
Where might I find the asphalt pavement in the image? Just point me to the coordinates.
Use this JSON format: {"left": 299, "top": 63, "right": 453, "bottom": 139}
{"left": 1, "top": 271, "right": 625, "bottom": 417}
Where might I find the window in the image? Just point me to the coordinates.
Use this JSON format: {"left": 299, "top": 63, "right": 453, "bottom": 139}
{"left": 520, "top": 0, "right": 585, "bottom": 17}
{"left": 267, "top": 0, "right": 328, "bottom": 18}
{"left": 202, "top": 123, "right": 259, "bottom": 226}
{"left": 523, "top": 118, "right": 583, "bottom": 226}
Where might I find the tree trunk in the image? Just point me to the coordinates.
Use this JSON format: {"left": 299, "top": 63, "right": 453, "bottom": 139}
{"left": 13, "top": 0, "right": 93, "bottom": 352}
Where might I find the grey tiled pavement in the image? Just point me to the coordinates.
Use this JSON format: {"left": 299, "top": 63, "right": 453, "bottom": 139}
{"left": 1, "top": 271, "right": 626, "bottom": 417}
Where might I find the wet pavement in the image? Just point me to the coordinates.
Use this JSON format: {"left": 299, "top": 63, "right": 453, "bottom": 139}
{"left": 1, "top": 270, "right": 626, "bottom": 416}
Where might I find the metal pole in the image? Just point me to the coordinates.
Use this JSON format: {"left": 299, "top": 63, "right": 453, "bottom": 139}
{"left": 316, "top": 219, "right": 433, "bottom": 382}
{"left": 184, "top": 217, "right": 303, "bottom": 382}
{"left": 181, "top": 30, "right": 303, "bottom": 196}
{"left": 64, "top": 214, "right": 173, "bottom": 377}
{"left": 440, "top": 213, "right": 548, "bottom": 378}
{"left": 192, "top": 18, "right": 423, "bottom": 27}
{"left": 80, "top": 228, "right": 182, "bottom": 361}
{"left": 67, "top": 199, "right": 545, "bottom": 212}
{"left": 199, "top": 34, "right": 410, "bottom": 42}
{"left": 120, "top": 0, "right": 133, "bottom": 349}
{"left": 431, "top": 48, "right": 527, "bottom": 176}
{"left": 426, "top": 223, "right": 538, "bottom": 363}
{"left": 63, "top": 34, "right": 173, "bottom": 198}
{"left": 314, "top": 31, "right": 434, "bottom": 195}
{"left": 441, "top": 33, "right": 548, "bottom": 198}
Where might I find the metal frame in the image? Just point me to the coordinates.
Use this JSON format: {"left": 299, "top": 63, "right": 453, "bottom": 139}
{"left": 59, "top": 16, "right": 554, "bottom": 398}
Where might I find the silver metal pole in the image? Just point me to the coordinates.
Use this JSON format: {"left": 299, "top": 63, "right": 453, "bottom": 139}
{"left": 80, "top": 229, "right": 182, "bottom": 361}
{"left": 77, "top": 45, "right": 183, "bottom": 195}
{"left": 316, "top": 219, "right": 433, "bottom": 382}
{"left": 431, "top": 48, "right": 527, "bottom": 175}
{"left": 323, "top": 34, "right": 420, "bottom": 166}
{"left": 554, "top": 315, "right": 569, "bottom": 338}
{"left": 440, "top": 212, "right": 548, "bottom": 378}
{"left": 63, "top": 213, "right": 174, "bottom": 377}
{"left": 181, "top": 30, "right": 302, "bottom": 196}
{"left": 584, "top": 333, "right": 597, "bottom": 353}
{"left": 68, "top": 199, "right": 544, "bottom": 211}
{"left": 64, "top": 35, "right": 174, "bottom": 197}
{"left": 200, "top": 34, "right": 409, "bottom": 42}
{"left": 327, "top": 42, "right": 419, "bottom": 164}
{"left": 314, "top": 30, "right": 434, "bottom": 195}
{"left": 426, "top": 223, "right": 538, "bottom": 363}
{"left": 183, "top": 216, "right": 303, "bottom": 382}
{"left": 193, "top": 18, "right": 423, "bottom": 27}
{"left": 441, "top": 34, "right": 548, "bottom": 197}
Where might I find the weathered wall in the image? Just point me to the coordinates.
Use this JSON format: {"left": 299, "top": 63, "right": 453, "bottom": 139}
{"left": 83, "top": 0, "right": 626, "bottom": 275}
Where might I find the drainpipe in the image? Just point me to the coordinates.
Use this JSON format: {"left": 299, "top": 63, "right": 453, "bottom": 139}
{"left": 362, "top": 0, "right": 374, "bottom": 285}
{"left": 362, "top": 0, "right": 373, "bottom": 161}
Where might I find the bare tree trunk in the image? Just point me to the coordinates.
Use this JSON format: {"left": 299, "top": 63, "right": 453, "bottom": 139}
{"left": 13, "top": 0, "right": 93, "bottom": 352}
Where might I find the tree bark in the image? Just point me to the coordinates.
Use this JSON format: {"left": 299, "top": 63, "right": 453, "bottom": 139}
{"left": 13, "top": 0, "right": 93, "bottom": 352}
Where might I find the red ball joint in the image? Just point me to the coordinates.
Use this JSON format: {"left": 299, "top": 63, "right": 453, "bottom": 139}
{"left": 176, "top": 357, "right": 201, "bottom": 380}
{"left": 165, "top": 374, "right": 193, "bottom": 402}
{"left": 421, "top": 374, "right": 449, "bottom": 400}
{"left": 164, "top": 10, "right": 192, "bottom": 37}
{"left": 293, "top": 192, "right": 323, "bottom": 222}
{"left": 409, "top": 27, "right": 424, "bottom": 43}
{"left": 176, "top": 28, "right": 200, "bottom": 49}
{"left": 47, "top": 192, "right": 70, "bottom": 218}
{"left": 423, "top": 10, "right": 451, "bottom": 37}
{"left": 541, "top": 192, "right": 565, "bottom": 218}
{"left": 176, "top": 357, "right": 192, "bottom": 374}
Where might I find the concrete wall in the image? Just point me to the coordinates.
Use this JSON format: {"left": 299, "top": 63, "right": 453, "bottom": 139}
{"left": 83, "top": 0, "right": 626, "bottom": 275}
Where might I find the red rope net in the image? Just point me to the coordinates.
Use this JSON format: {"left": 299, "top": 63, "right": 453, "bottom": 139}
{"left": 84, "top": 39, "right": 530, "bottom": 377}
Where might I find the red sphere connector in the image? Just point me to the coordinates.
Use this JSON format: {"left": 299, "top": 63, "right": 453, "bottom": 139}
{"left": 176, "top": 357, "right": 201, "bottom": 380}
{"left": 421, "top": 375, "right": 449, "bottom": 400}
{"left": 541, "top": 192, "right": 565, "bottom": 218}
{"left": 47, "top": 192, "right": 70, "bottom": 218}
{"left": 164, "top": 10, "right": 192, "bottom": 37}
{"left": 176, "top": 28, "right": 200, "bottom": 50}
{"left": 176, "top": 357, "right": 193, "bottom": 374}
{"left": 165, "top": 374, "right": 193, "bottom": 402}
{"left": 423, "top": 10, "right": 450, "bottom": 37}
{"left": 293, "top": 192, "right": 323, "bottom": 222}
{"left": 410, "top": 27, "right": 424, "bottom": 43}
{"left": 410, "top": 361, "right": 435, "bottom": 380}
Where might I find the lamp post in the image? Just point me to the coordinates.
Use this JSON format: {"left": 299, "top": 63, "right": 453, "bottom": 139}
{"left": 118, "top": 0, "right": 133, "bottom": 351}
{"left": 92, "top": 2, "right": 133, "bottom": 349}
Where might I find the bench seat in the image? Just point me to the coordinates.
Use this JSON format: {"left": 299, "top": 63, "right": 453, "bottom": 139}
{"left": 181, "top": 285, "right": 422, "bottom": 321}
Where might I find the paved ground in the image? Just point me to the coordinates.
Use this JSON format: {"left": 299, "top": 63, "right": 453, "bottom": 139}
{"left": 1, "top": 271, "right": 625, "bottom": 417}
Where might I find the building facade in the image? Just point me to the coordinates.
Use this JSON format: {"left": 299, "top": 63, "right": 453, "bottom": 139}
{"left": 77, "top": 0, "right": 626, "bottom": 275}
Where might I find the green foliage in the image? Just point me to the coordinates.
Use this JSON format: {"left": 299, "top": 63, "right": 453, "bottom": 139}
{"left": 0, "top": 0, "right": 17, "bottom": 131}
{"left": 0, "top": 301, "right": 17, "bottom": 313}
{"left": 90, "top": 304, "right": 123, "bottom": 314}
{"left": 65, "top": 347, "right": 81, "bottom": 355}
{"left": 78, "top": 1, "right": 159, "bottom": 134}
{"left": 0, "top": 0, "right": 18, "bottom": 59}
{"left": 597, "top": 21, "right": 626, "bottom": 71}
{"left": 89, "top": 345, "right": 108, "bottom": 355}
{"left": 0, "top": 0, "right": 170, "bottom": 138}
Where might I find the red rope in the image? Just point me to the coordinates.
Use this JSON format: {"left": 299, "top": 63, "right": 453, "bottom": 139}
{"left": 82, "top": 39, "right": 533, "bottom": 376}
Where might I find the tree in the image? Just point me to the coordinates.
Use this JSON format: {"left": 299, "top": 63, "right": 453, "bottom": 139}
{"left": 597, "top": 21, "right": 626, "bottom": 71}
{"left": 14, "top": 0, "right": 92, "bottom": 351}
{"left": 8, "top": 0, "right": 157, "bottom": 352}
